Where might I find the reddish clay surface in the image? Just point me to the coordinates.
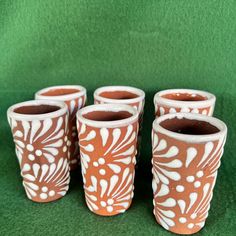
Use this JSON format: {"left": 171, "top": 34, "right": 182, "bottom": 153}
{"left": 77, "top": 109, "right": 139, "bottom": 216}
{"left": 152, "top": 117, "right": 226, "bottom": 234}
{"left": 162, "top": 93, "right": 207, "bottom": 102}
{"left": 41, "top": 88, "right": 80, "bottom": 96}
{"left": 36, "top": 87, "right": 86, "bottom": 170}
{"left": 8, "top": 104, "right": 70, "bottom": 203}
{"left": 155, "top": 92, "right": 214, "bottom": 117}
{"left": 99, "top": 90, "right": 139, "bottom": 99}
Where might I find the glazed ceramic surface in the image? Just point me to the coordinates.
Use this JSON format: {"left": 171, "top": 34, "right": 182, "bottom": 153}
{"left": 35, "top": 85, "right": 87, "bottom": 170}
{"left": 94, "top": 86, "right": 145, "bottom": 159}
{"left": 154, "top": 89, "right": 216, "bottom": 117}
{"left": 152, "top": 113, "right": 227, "bottom": 234}
{"left": 77, "top": 104, "right": 139, "bottom": 216}
{"left": 7, "top": 100, "right": 70, "bottom": 202}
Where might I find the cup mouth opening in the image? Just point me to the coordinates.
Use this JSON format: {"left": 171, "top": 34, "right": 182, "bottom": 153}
{"left": 35, "top": 85, "right": 86, "bottom": 101}
{"left": 77, "top": 104, "right": 139, "bottom": 128}
{"left": 7, "top": 100, "right": 67, "bottom": 120}
{"left": 94, "top": 86, "right": 145, "bottom": 104}
{"left": 154, "top": 89, "right": 216, "bottom": 108}
{"left": 153, "top": 112, "right": 227, "bottom": 142}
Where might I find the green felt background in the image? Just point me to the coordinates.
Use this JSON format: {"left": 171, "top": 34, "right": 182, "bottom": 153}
{"left": 0, "top": 0, "right": 236, "bottom": 235}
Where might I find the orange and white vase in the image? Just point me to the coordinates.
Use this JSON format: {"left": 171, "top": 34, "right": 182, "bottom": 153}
{"left": 152, "top": 112, "right": 227, "bottom": 234}
{"left": 154, "top": 89, "right": 216, "bottom": 117}
{"left": 35, "top": 85, "right": 87, "bottom": 170}
{"left": 77, "top": 104, "right": 139, "bottom": 216}
{"left": 94, "top": 86, "right": 145, "bottom": 160}
{"left": 7, "top": 100, "right": 70, "bottom": 202}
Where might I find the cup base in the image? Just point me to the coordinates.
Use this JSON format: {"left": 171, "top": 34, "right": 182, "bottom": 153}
{"left": 86, "top": 202, "right": 132, "bottom": 216}
{"left": 26, "top": 193, "right": 67, "bottom": 203}
{"left": 155, "top": 217, "right": 204, "bottom": 235}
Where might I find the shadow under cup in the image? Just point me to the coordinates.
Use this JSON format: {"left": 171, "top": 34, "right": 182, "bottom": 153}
{"left": 77, "top": 104, "right": 139, "bottom": 216}
{"left": 7, "top": 100, "right": 70, "bottom": 203}
{"left": 151, "top": 113, "right": 227, "bottom": 234}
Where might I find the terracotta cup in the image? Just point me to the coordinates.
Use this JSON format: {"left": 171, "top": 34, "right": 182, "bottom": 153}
{"left": 94, "top": 86, "right": 145, "bottom": 160}
{"left": 152, "top": 112, "right": 227, "bottom": 234}
{"left": 7, "top": 100, "right": 70, "bottom": 202}
{"left": 77, "top": 104, "right": 139, "bottom": 216}
{"left": 154, "top": 89, "right": 216, "bottom": 117}
{"left": 35, "top": 85, "right": 87, "bottom": 170}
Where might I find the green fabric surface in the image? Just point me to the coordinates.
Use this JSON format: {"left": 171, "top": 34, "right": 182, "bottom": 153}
{"left": 0, "top": 0, "right": 236, "bottom": 235}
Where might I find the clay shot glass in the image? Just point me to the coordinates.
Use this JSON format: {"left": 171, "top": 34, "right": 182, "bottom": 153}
{"left": 151, "top": 112, "right": 227, "bottom": 234}
{"left": 154, "top": 89, "right": 216, "bottom": 117}
{"left": 77, "top": 104, "right": 139, "bottom": 216}
{"left": 94, "top": 86, "right": 145, "bottom": 161}
{"left": 35, "top": 85, "right": 87, "bottom": 170}
{"left": 7, "top": 100, "right": 70, "bottom": 202}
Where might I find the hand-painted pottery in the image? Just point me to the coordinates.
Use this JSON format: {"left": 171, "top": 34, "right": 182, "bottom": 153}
{"left": 77, "top": 104, "right": 139, "bottom": 216}
{"left": 7, "top": 100, "right": 70, "bottom": 203}
{"left": 35, "top": 85, "right": 87, "bottom": 170}
{"left": 154, "top": 89, "right": 216, "bottom": 117}
{"left": 94, "top": 86, "right": 145, "bottom": 161}
{"left": 152, "top": 112, "right": 227, "bottom": 234}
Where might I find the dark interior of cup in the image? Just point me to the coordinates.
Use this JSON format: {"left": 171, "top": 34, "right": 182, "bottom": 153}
{"left": 83, "top": 110, "right": 133, "bottom": 121}
{"left": 99, "top": 90, "right": 139, "bottom": 99}
{"left": 41, "top": 88, "right": 80, "bottom": 96}
{"left": 14, "top": 105, "right": 60, "bottom": 115}
{"left": 160, "top": 117, "right": 219, "bottom": 135}
{"left": 162, "top": 92, "right": 207, "bottom": 101}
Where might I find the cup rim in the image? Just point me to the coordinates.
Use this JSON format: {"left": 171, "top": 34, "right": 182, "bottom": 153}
{"left": 153, "top": 89, "right": 216, "bottom": 108}
{"left": 7, "top": 100, "right": 68, "bottom": 120}
{"left": 35, "top": 85, "right": 86, "bottom": 101}
{"left": 94, "top": 86, "right": 145, "bottom": 104}
{"left": 153, "top": 112, "right": 227, "bottom": 142}
{"left": 77, "top": 104, "right": 139, "bottom": 128}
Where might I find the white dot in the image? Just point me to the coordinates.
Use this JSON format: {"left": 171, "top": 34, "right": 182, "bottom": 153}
{"left": 188, "top": 223, "right": 194, "bottom": 229}
{"left": 93, "top": 162, "right": 98, "bottom": 167}
{"left": 191, "top": 109, "right": 199, "bottom": 114}
{"left": 107, "top": 206, "right": 113, "bottom": 212}
{"left": 35, "top": 150, "right": 42, "bottom": 156}
{"left": 176, "top": 185, "right": 185, "bottom": 192}
{"left": 40, "top": 193, "right": 47, "bottom": 199}
{"left": 131, "top": 191, "right": 134, "bottom": 198}
{"left": 63, "top": 146, "right": 67, "bottom": 152}
{"left": 23, "top": 164, "right": 31, "bottom": 171}
{"left": 101, "top": 201, "right": 106, "bottom": 207}
{"left": 72, "top": 126, "right": 76, "bottom": 131}
{"left": 64, "top": 136, "right": 68, "bottom": 141}
{"left": 194, "top": 181, "right": 201, "bottom": 188}
{"left": 98, "top": 158, "right": 105, "bottom": 165}
{"left": 42, "top": 186, "right": 48, "bottom": 192}
{"left": 186, "top": 176, "right": 195, "bottom": 182}
{"left": 99, "top": 169, "right": 106, "bottom": 175}
{"left": 107, "top": 199, "right": 114, "bottom": 205}
{"left": 191, "top": 213, "right": 197, "bottom": 219}
{"left": 67, "top": 141, "right": 71, "bottom": 146}
{"left": 202, "top": 110, "right": 207, "bottom": 115}
{"left": 28, "top": 154, "right": 35, "bottom": 161}
{"left": 191, "top": 94, "right": 196, "bottom": 97}
{"left": 196, "top": 171, "right": 204, "bottom": 178}
{"left": 179, "top": 217, "right": 187, "bottom": 223}
{"left": 49, "top": 190, "right": 55, "bottom": 197}
{"left": 72, "top": 132, "right": 77, "bottom": 137}
{"left": 27, "top": 144, "right": 34, "bottom": 151}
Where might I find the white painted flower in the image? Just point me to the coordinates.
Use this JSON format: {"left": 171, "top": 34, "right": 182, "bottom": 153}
{"left": 11, "top": 116, "right": 68, "bottom": 164}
